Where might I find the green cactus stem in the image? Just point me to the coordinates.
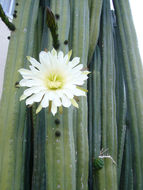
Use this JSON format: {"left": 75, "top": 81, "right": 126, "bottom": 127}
{"left": 88, "top": 0, "right": 103, "bottom": 63}
{"left": 0, "top": 0, "right": 40, "bottom": 189}
{"left": 88, "top": 46, "right": 102, "bottom": 189}
{"left": 113, "top": 0, "right": 143, "bottom": 188}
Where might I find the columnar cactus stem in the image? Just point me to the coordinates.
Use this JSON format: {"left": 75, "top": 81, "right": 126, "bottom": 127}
{"left": 71, "top": 0, "right": 89, "bottom": 189}
{"left": 88, "top": 0, "right": 103, "bottom": 62}
{"left": 41, "top": 1, "right": 77, "bottom": 190}
{"left": 88, "top": 46, "right": 102, "bottom": 190}
{"left": 92, "top": 0, "right": 118, "bottom": 189}
{"left": 112, "top": 11, "right": 127, "bottom": 186}
{"left": 0, "top": 0, "right": 40, "bottom": 189}
{"left": 113, "top": 0, "right": 143, "bottom": 188}
{"left": 0, "top": 0, "right": 143, "bottom": 189}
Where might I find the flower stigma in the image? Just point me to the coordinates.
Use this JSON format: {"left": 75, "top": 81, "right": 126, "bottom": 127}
{"left": 44, "top": 71, "right": 65, "bottom": 90}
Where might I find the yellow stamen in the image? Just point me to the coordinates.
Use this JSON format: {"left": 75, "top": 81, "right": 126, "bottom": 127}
{"left": 44, "top": 71, "right": 65, "bottom": 90}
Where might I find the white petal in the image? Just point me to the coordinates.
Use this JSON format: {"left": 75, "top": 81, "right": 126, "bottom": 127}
{"left": 51, "top": 102, "right": 57, "bottom": 115}
{"left": 55, "top": 90, "right": 64, "bottom": 98}
{"left": 71, "top": 79, "right": 85, "bottom": 85}
{"left": 23, "top": 86, "right": 45, "bottom": 96}
{"left": 58, "top": 51, "right": 64, "bottom": 61}
{"left": 53, "top": 96, "right": 62, "bottom": 107}
{"left": 72, "top": 64, "right": 83, "bottom": 72}
{"left": 29, "top": 65, "right": 40, "bottom": 74}
{"left": 26, "top": 91, "right": 45, "bottom": 105}
{"left": 41, "top": 93, "right": 49, "bottom": 108}
{"left": 61, "top": 95, "right": 71, "bottom": 107}
{"left": 63, "top": 54, "right": 69, "bottom": 65}
{"left": 72, "top": 88, "right": 86, "bottom": 96}
{"left": 46, "top": 91, "right": 55, "bottom": 100}
{"left": 63, "top": 89, "right": 74, "bottom": 99}
{"left": 19, "top": 79, "right": 43, "bottom": 87}
{"left": 45, "top": 91, "right": 62, "bottom": 106}
{"left": 64, "top": 84, "right": 76, "bottom": 91}
{"left": 20, "top": 94, "right": 27, "bottom": 101}
{"left": 18, "top": 69, "right": 36, "bottom": 80}
{"left": 18, "top": 68, "right": 32, "bottom": 75}
{"left": 27, "top": 56, "right": 41, "bottom": 70}
{"left": 51, "top": 48, "right": 57, "bottom": 57}
{"left": 39, "top": 51, "right": 51, "bottom": 66}
{"left": 70, "top": 57, "right": 80, "bottom": 68}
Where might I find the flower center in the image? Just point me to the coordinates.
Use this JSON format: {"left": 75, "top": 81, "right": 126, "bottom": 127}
{"left": 45, "top": 71, "right": 65, "bottom": 90}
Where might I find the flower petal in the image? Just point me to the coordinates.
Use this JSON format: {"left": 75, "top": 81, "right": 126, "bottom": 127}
{"left": 26, "top": 91, "right": 45, "bottom": 105}
{"left": 27, "top": 56, "right": 41, "bottom": 70}
{"left": 72, "top": 87, "right": 86, "bottom": 96}
{"left": 51, "top": 48, "right": 57, "bottom": 57}
{"left": 58, "top": 51, "right": 64, "bottom": 62}
{"left": 61, "top": 95, "right": 71, "bottom": 107}
{"left": 51, "top": 102, "right": 57, "bottom": 115}
{"left": 70, "top": 57, "right": 80, "bottom": 68}
{"left": 72, "top": 64, "right": 83, "bottom": 72}
{"left": 23, "top": 86, "right": 45, "bottom": 96}
{"left": 18, "top": 68, "right": 32, "bottom": 75}
{"left": 63, "top": 89, "right": 74, "bottom": 99}
{"left": 39, "top": 51, "right": 51, "bottom": 66}
{"left": 19, "top": 79, "right": 43, "bottom": 87}
{"left": 53, "top": 96, "right": 62, "bottom": 107}
{"left": 20, "top": 94, "right": 27, "bottom": 101}
{"left": 41, "top": 93, "right": 49, "bottom": 108}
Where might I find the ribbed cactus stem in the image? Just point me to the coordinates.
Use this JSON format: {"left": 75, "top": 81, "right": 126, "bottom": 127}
{"left": 88, "top": 0, "right": 103, "bottom": 63}
{"left": 42, "top": 1, "right": 77, "bottom": 190}
{"left": 88, "top": 46, "right": 102, "bottom": 190}
{"left": 95, "top": 0, "right": 118, "bottom": 189}
{"left": 0, "top": 0, "right": 40, "bottom": 189}
{"left": 113, "top": 0, "right": 143, "bottom": 188}
{"left": 112, "top": 11, "right": 127, "bottom": 186}
{"left": 71, "top": 0, "right": 89, "bottom": 189}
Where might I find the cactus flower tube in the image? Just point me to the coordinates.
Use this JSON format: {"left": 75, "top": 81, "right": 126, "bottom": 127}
{"left": 18, "top": 49, "right": 89, "bottom": 115}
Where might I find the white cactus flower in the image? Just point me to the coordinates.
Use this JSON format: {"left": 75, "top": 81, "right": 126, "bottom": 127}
{"left": 18, "top": 49, "right": 90, "bottom": 115}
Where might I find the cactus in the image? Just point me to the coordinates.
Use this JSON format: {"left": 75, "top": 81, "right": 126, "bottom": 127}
{"left": 88, "top": 0, "right": 103, "bottom": 62}
{"left": 92, "top": 1, "right": 117, "bottom": 189}
{"left": 113, "top": 0, "right": 143, "bottom": 189}
{"left": 0, "top": 0, "right": 40, "bottom": 189}
{"left": 0, "top": 0, "right": 143, "bottom": 189}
